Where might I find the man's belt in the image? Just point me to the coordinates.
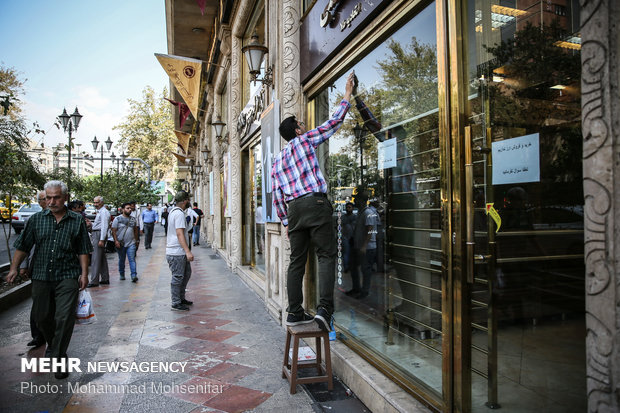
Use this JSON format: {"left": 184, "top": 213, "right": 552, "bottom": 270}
{"left": 290, "top": 192, "right": 327, "bottom": 203}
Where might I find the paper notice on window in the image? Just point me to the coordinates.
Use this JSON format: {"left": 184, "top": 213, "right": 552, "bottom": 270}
{"left": 378, "top": 138, "right": 397, "bottom": 169}
{"left": 492, "top": 133, "right": 540, "bottom": 185}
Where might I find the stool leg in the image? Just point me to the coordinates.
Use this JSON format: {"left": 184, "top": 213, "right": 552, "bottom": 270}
{"left": 283, "top": 331, "right": 292, "bottom": 378}
{"left": 315, "top": 336, "right": 323, "bottom": 375}
{"left": 323, "top": 334, "right": 334, "bottom": 391}
{"left": 290, "top": 335, "right": 300, "bottom": 394}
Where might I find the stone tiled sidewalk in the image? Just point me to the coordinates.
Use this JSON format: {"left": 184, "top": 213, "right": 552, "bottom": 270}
{"left": 0, "top": 226, "right": 315, "bottom": 413}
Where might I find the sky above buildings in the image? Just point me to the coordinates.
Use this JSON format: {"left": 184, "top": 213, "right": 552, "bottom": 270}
{"left": 0, "top": 0, "right": 169, "bottom": 155}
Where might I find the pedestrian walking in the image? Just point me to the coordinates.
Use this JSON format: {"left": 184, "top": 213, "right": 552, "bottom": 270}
{"left": 5, "top": 180, "right": 92, "bottom": 379}
{"left": 111, "top": 202, "right": 140, "bottom": 282}
{"left": 192, "top": 202, "right": 204, "bottom": 246}
{"left": 141, "top": 203, "right": 158, "bottom": 249}
{"left": 19, "top": 190, "right": 47, "bottom": 348}
{"left": 88, "top": 196, "right": 110, "bottom": 287}
{"left": 271, "top": 71, "right": 355, "bottom": 331}
{"left": 161, "top": 206, "right": 169, "bottom": 236}
{"left": 166, "top": 191, "right": 194, "bottom": 311}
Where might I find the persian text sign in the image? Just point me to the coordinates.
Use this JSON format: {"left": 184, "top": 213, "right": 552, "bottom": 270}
{"left": 378, "top": 138, "right": 397, "bottom": 169}
{"left": 492, "top": 133, "right": 540, "bottom": 185}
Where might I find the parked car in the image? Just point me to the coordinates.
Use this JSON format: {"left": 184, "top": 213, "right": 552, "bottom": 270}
{"left": 0, "top": 201, "right": 10, "bottom": 222}
{"left": 84, "top": 206, "right": 97, "bottom": 220}
{"left": 11, "top": 203, "right": 43, "bottom": 234}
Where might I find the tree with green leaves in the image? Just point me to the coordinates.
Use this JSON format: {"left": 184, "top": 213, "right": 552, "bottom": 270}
{"left": 328, "top": 36, "right": 438, "bottom": 195}
{"left": 113, "top": 86, "right": 177, "bottom": 181}
{"left": 0, "top": 64, "right": 26, "bottom": 118}
{"left": 0, "top": 65, "right": 46, "bottom": 263}
{"left": 0, "top": 117, "right": 45, "bottom": 263}
{"left": 74, "top": 171, "right": 160, "bottom": 209}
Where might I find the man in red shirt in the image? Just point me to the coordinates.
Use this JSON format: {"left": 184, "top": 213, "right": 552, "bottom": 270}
{"left": 272, "top": 71, "right": 355, "bottom": 331}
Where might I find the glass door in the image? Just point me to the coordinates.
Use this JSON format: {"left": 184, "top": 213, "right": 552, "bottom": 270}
{"left": 460, "top": 1, "right": 586, "bottom": 411}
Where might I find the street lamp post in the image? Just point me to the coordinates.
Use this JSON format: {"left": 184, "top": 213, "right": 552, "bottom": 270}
{"left": 91, "top": 136, "right": 113, "bottom": 190}
{"left": 76, "top": 143, "right": 82, "bottom": 177}
{"left": 57, "top": 107, "right": 83, "bottom": 194}
{"left": 353, "top": 122, "right": 365, "bottom": 186}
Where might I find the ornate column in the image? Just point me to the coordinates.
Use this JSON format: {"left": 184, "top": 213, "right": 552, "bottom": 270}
{"left": 204, "top": 85, "right": 214, "bottom": 245}
{"left": 212, "top": 91, "right": 222, "bottom": 250}
{"left": 281, "top": 0, "right": 303, "bottom": 119}
{"left": 581, "top": 1, "right": 620, "bottom": 411}
{"left": 228, "top": 33, "right": 243, "bottom": 270}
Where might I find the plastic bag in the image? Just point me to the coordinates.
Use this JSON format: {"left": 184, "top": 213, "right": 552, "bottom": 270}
{"left": 76, "top": 290, "right": 96, "bottom": 324}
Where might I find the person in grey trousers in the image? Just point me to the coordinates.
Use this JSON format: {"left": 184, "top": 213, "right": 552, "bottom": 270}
{"left": 166, "top": 191, "right": 194, "bottom": 311}
{"left": 88, "top": 196, "right": 110, "bottom": 287}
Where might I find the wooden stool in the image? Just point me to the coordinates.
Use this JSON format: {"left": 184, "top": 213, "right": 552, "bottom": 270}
{"left": 282, "top": 322, "right": 333, "bottom": 394}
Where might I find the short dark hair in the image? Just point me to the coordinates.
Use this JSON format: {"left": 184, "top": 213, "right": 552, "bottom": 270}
{"left": 174, "top": 190, "right": 190, "bottom": 203}
{"left": 279, "top": 116, "right": 300, "bottom": 141}
{"left": 67, "top": 200, "right": 79, "bottom": 211}
{"left": 354, "top": 188, "right": 369, "bottom": 205}
{"left": 121, "top": 202, "right": 132, "bottom": 209}
{"left": 193, "top": 202, "right": 198, "bottom": 207}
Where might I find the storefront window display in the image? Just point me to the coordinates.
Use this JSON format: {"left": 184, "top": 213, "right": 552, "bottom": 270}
{"left": 465, "top": 1, "right": 585, "bottom": 411}
{"left": 242, "top": 140, "right": 266, "bottom": 272}
{"left": 312, "top": 4, "right": 443, "bottom": 394}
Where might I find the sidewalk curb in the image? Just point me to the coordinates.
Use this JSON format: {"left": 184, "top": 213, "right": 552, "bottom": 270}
{"left": 0, "top": 280, "right": 31, "bottom": 312}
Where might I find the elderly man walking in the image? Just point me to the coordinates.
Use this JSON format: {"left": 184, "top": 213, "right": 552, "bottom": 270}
{"left": 19, "top": 190, "right": 48, "bottom": 348}
{"left": 88, "top": 196, "right": 111, "bottom": 287}
{"left": 5, "top": 181, "right": 92, "bottom": 379}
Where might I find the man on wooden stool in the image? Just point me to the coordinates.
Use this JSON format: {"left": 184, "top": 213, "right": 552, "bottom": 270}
{"left": 271, "top": 71, "right": 356, "bottom": 331}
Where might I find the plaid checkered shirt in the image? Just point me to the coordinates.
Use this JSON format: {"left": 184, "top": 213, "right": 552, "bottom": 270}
{"left": 14, "top": 208, "right": 93, "bottom": 281}
{"left": 271, "top": 99, "right": 351, "bottom": 226}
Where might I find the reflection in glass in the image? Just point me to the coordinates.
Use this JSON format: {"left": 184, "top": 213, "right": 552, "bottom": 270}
{"left": 467, "top": 1, "right": 585, "bottom": 411}
{"left": 314, "top": 2, "right": 442, "bottom": 394}
{"left": 252, "top": 143, "right": 265, "bottom": 272}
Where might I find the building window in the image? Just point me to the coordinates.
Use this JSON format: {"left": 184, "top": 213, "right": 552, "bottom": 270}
{"left": 555, "top": 5, "right": 566, "bottom": 16}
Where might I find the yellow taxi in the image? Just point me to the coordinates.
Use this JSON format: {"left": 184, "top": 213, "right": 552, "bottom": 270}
{"left": 0, "top": 201, "right": 9, "bottom": 222}
{"left": 1, "top": 200, "right": 22, "bottom": 222}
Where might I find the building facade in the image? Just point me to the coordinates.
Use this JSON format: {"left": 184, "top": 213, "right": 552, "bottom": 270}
{"left": 164, "top": 1, "right": 620, "bottom": 411}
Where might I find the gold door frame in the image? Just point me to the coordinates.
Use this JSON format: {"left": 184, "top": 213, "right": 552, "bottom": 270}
{"left": 444, "top": 0, "right": 473, "bottom": 411}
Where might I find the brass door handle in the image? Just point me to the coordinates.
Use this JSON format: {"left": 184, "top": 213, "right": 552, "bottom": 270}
{"left": 465, "top": 126, "right": 474, "bottom": 284}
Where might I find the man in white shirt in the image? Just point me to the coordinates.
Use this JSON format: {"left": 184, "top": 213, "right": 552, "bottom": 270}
{"left": 88, "top": 196, "right": 111, "bottom": 287}
{"left": 166, "top": 191, "right": 194, "bottom": 311}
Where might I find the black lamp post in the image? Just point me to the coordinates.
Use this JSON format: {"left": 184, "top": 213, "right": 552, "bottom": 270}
{"left": 91, "top": 135, "right": 113, "bottom": 190}
{"left": 353, "top": 122, "right": 365, "bottom": 185}
{"left": 120, "top": 152, "right": 127, "bottom": 172}
{"left": 57, "top": 107, "right": 82, "bottom": 194}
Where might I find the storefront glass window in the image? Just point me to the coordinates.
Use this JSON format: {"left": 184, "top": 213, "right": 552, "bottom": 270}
{"left": 466, "top": 1, "right": 585, "bottom": 411}
{"left": 252, "top": 142, "right": 265, "bottom": 272}
{"left": 313, "top": 3, "right": 442, "bottom": 394}
{"left": 242, "top": 140, "right": 266, "bottom": 272}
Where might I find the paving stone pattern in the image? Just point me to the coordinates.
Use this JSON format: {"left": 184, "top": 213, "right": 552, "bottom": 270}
{"left": 0, "top": 226, "right": 319, "bottom": 413}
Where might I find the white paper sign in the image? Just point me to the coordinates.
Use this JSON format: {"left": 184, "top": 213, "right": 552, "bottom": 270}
{"left": 492, "top": 133, "right": 540, "bottom": 185}
{"left": 378, "top": 138, "right": 397, "bottom": 169}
